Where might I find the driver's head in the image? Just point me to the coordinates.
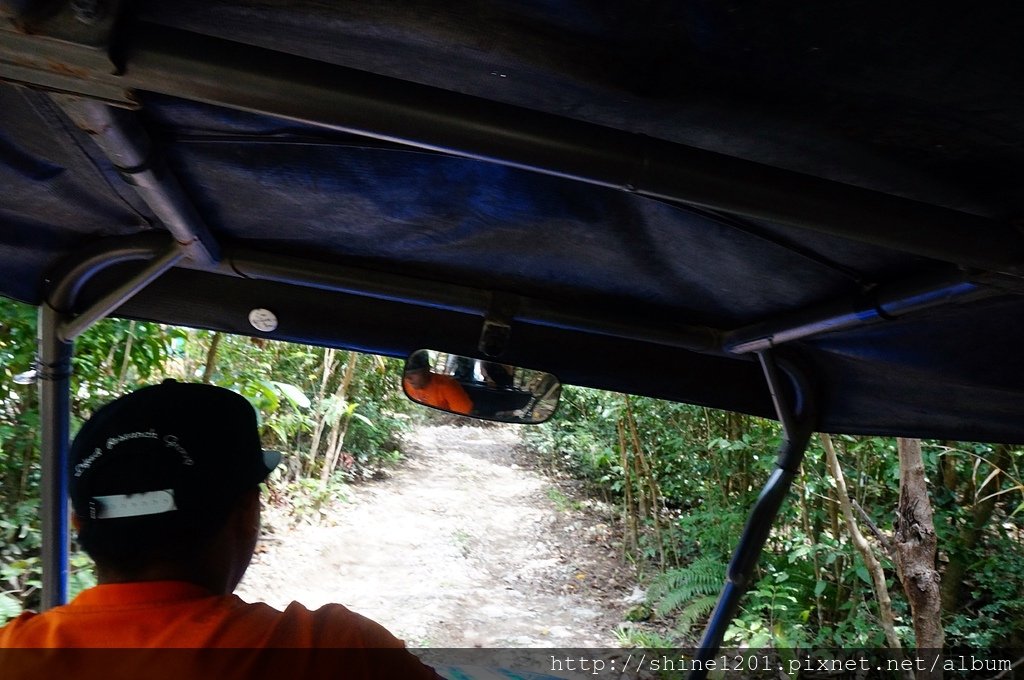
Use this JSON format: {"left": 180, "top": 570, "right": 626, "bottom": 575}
{"left": 404, "top": 368, "right": 430, "bottom": 389}
{"left": 69, "top": 380, "right": 280, "bottom": 593}
{"left": 403, "top": 352, "right": 432, "bottom": 389}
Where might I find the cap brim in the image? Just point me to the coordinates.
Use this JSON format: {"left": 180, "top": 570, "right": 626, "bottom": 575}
{"left": 262, "top": 450, "right": 282, "bottom": 478}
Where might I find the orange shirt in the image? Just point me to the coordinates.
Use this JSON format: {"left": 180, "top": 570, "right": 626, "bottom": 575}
{"left": 0, "top": 581, "right": 437, "bottom": 678}
{"left": 404, "top": 375, "right": 473, "bottom": 415}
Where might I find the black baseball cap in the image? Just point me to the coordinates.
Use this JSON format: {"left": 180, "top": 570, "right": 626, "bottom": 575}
{"left": 70, "top": 380, "right": 281, "bottom": 522}
{"left": 405, "top": 350, "right": 430, "bottom": 372}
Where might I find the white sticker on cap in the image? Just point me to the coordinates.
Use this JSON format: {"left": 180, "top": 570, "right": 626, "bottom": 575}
{"left": 93, "top": 490, "right": 177, "bottom": 519}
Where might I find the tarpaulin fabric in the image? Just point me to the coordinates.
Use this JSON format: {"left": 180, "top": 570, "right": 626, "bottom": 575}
{"left": 3, "top": 2, "right": 1024, "bottom": 442}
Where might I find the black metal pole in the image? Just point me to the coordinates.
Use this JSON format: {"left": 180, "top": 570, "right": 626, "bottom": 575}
{"left": 38, "top": 304, "right": 72, "bottom": 610}
{"left": 688, "top": 437, "right": 810, "bottom": 679}
{"left": 688, "top": 353, "right": 814, "bottom": 680}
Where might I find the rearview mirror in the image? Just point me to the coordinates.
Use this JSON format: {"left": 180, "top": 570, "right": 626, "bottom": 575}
{"left": 402, "top": 350, "right": 561, "bottom": 424}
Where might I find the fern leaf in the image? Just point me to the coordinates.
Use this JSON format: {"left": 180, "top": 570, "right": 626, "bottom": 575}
{"left": 650, "top": 555, "right": 724, "bottom": 617}
{"left": 675, "top": 594, "right": 719, "bottom": 633}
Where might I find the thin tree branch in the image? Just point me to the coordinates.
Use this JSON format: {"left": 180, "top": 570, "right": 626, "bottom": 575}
{"left": 821, "top": 433, "right": 905, "bottom": 659}
{"left": 852, "top": 498, "right": 895, "bottom": 556}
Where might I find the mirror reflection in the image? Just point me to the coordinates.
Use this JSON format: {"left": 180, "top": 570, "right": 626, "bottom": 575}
{"left": 402, "top": 350, "right": 561, "bottom": 424}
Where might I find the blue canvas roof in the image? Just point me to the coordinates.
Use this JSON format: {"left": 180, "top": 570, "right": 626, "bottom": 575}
{"left": 3, "top": 1, "right": 1024, "bottom": 441}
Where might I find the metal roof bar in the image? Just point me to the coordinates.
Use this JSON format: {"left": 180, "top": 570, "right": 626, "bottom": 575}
{"left": 57, "top": 242, "right": 185, "bottom": 341}
{"left": 724, "top": 268, "right": 992, "bottom": 355}
{"left": 7, "top": 17, "right": 1019, "bottom": 272}
{"left": 54, "top": 239, "right": 1005, "bottom": 359}
{"left": 52, "top": 97, "right": 221, "bottom": 266}
{"left": 225, "top": 250, "right": 724, "bottom": 354}
{"left": 226, "top": 250, "right": 1010, "bottom": 357}
{"left": 108, "top": 22, "right": 1024, "bottom": 274}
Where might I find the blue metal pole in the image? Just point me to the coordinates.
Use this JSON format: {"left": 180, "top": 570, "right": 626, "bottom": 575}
{"left": 38, "top": 304, "right": 73, "bottom": 609}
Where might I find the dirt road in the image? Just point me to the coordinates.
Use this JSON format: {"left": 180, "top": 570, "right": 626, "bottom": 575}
{"left": 236, "top": 423, "right": 638, "bottom": 647}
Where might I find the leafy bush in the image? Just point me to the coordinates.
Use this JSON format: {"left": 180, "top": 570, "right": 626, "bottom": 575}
{"left": 526, "top": 382, "right": 1024, "bottom": 650}
{"left": 647, "top": 555, "right": 724, "bottom": 642}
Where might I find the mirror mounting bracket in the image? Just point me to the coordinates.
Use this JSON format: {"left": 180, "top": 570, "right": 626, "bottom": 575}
{"left": 478, "top": 292, "right": 518, "bottom": 358}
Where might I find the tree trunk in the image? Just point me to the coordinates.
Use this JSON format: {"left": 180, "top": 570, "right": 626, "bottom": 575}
{"left": 726, "top": 411, "right": 748, "bottom": 494}
{"left": 617, "top": 418, "right": 638, "bottom": 558}
{"left": 893, "top": 437, "right": 944, "bottom": 676}
{"left": 625, "top": 396, "right": 668, "bottom": 567}
{"left": 939, "top": 444, "right": 1010, "bottom": 612}
{"left": 798, "top": 475, "right": 825, "bottom": 630}
{"left": 319, "top": 352, "right": 357, "bottom": 488}
{"left": 116, "top": 321, "right": 136, "bottom": 391}
{"left": 821, "top": 434, "right": 903, "bottom": 651}
{"left": 826, "top": 476, "right": 846, "bottom": 613}
{"left": 201, "top": 332, "right": 223, "bottom": 383}
{"left": 305, "top": 348, "right": 338, "bottom": 477}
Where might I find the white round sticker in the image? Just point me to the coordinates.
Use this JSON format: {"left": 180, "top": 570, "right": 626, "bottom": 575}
{"left": 248, "top": 308, "right": 279, "bottom": 332}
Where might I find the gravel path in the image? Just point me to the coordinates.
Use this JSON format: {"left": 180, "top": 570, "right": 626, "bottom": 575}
{"left": 235, "top": 423, "right": 637, "bottom": 648}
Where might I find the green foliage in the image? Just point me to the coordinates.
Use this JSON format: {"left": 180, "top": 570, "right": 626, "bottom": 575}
{"left": 0, "top": 593, "right": 20, "bottom": 621}
{"left": 342, "top": 395, "right": 407, "bottom": 473}
{"left": 546, "top": 486, "right": 583, "bottom": 512}
{"left": 528, "top": 383, "right": 1024, "bottom": 650}
{"left": 671, "top": 503, "right": 745, "bottom": 564}
{"left": 728, "top": 569, "right": 812, "bottom": 649}
{"left": 0, "top": 500, "right": 42, "bottom": 618}
{"left": 525, "top": 386, "right": 621, "bottom": 492}
{"left": 942, "top": 524, "right": 1024, "bottom": 648}
{"left": 613, "top": 625, "right": 675, "bottom": 648}
{"left": 647, "top": 556, "right": 723, "bottom": 639}
{"left": 68, "top": 553, "right": 97, "bottom": 600}
{"left": 276, "top": 477, "right": 348, "bottom": 524}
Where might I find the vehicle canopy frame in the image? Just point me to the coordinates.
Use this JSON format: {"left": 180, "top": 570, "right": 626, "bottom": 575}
{"left": 3, "top": 0, "right": 1024, "bottom": 670}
